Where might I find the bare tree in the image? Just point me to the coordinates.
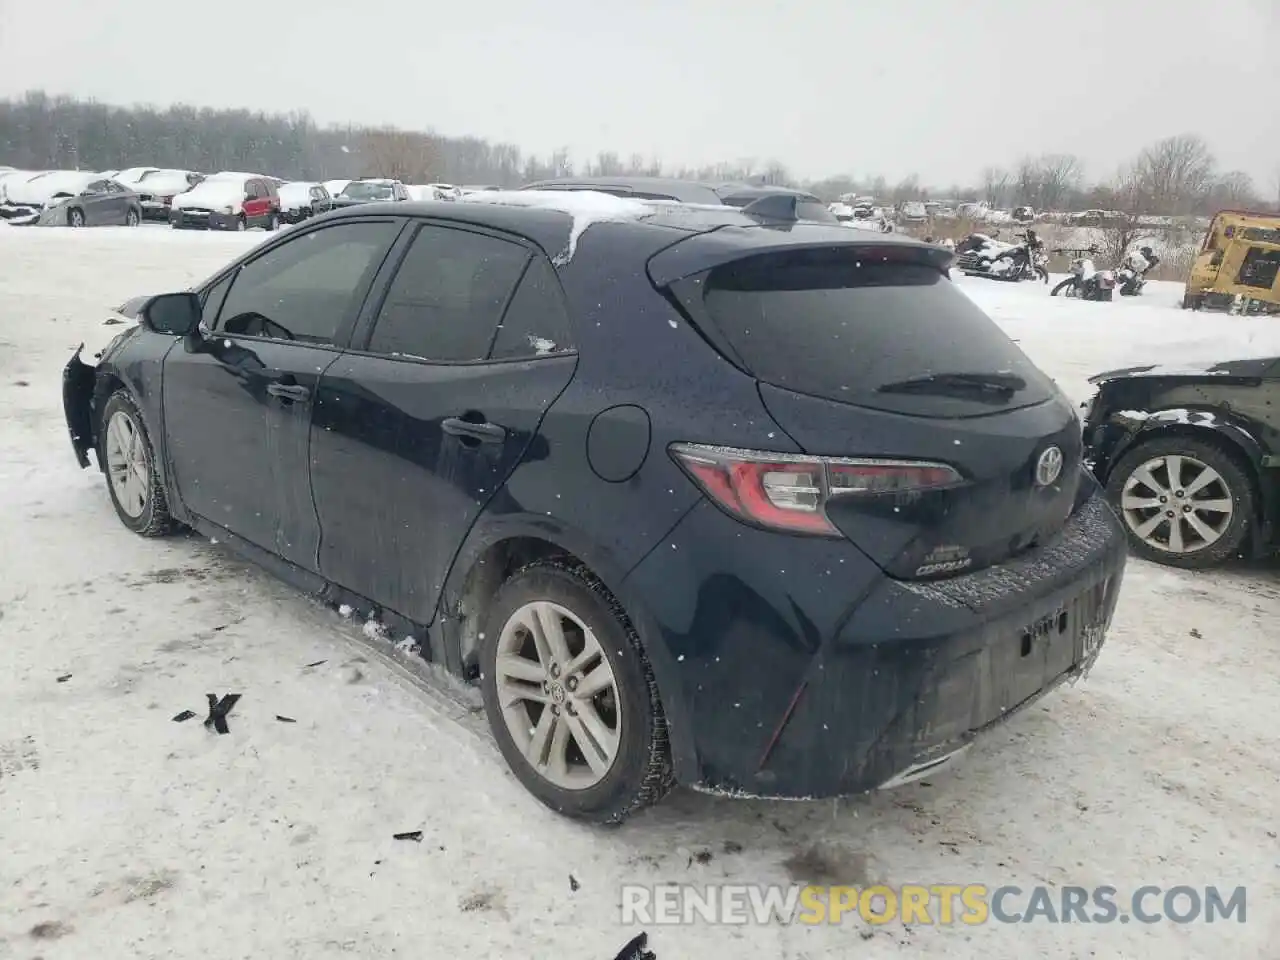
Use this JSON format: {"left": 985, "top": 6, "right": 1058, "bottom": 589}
{"left": 891, "top": 173, "right": 922, "bottom": 202}
{"left": 359, "top": 127, "right": 437, "bottom": 182}
{"left": 1129, "top": 134, "right": 1214, "bottom": 215}
{"left": 1036, "top": 153, "right": 1083, "bottom": 210}
{"left": 1096, "top": 166, "right": 1147, "bottom": 267}
{"left": 980, "top": 166, "right": 1011, "bottom": 207}
{"left": 1209, "top": 170, "right": 1257, "bottom": 209}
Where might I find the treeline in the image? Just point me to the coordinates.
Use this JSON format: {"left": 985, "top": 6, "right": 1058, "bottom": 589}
{"left": 0, "top": 91, "right": 1275, "bottom": 216}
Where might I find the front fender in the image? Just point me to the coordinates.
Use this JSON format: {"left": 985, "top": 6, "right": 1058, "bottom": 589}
{"left": 62, "top": 346, "right": 97, "bottom": 467}
{"left": 1101, "top": 406, "right": 1267, "bottom": 478}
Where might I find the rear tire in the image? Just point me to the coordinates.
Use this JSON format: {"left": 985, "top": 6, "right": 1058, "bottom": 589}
{"left": 236, "top": 214, "right": 246, "bottom": 232}
{"left": 1105, "top": 435, "right": 1255, "bottom": 569}
{"left": 98, "top": 390, "right": 175, "bottom": 538}
{"left": 125, "top": 209, "right": 140, "bottom": 227}
{"left": 68, "top": 207, "right": 85, "bottom": 228}
{"left": 479, "top": 560, "right": 673, "bottom": 824}
{"left": 1051, "top": 277, "right": 1076, "bottom": 297}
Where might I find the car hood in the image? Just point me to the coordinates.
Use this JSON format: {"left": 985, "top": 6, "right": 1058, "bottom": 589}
{"left": 1090, "top": 356, "right": 1277, "bottom": 383}
{"left": 328, "top": 195, "right": 383, "bottom": 207}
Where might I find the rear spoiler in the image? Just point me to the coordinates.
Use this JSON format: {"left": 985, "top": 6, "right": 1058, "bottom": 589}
{"left": 646, "top": 231, "right": 953, "bottom": 287}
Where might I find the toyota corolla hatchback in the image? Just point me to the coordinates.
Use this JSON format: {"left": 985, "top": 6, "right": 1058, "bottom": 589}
{"left": 62, "top": 191, "right": 1126, "bottom": 823}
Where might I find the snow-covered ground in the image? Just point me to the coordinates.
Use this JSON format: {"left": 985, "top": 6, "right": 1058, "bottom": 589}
{"left": 2, "top": 228, "right": 1278, "bottom": 960}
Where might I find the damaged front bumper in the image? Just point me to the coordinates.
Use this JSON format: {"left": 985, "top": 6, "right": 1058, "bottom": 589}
{"left": 63, "top": 346, "right": 99, "bottom": 468}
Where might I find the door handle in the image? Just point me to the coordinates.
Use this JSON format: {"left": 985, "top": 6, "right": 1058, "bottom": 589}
{"left": 267, "top": 382, "right": 310, "bottom": 403}
{"left": 441, "top": 417, "right": 506, "bottom": 443}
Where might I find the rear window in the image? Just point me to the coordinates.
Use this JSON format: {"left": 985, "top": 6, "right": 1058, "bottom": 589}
{"left": 685, "top": 248, "right": 1056, "bottom": 417}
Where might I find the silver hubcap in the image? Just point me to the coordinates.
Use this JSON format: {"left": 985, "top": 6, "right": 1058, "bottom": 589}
{"left": 1121, "top": 454, "right": 1234, "bottom": 554}
{"left": 494, "top": 600, "right": 621, "bottom": 790}
{"left": 105, "top": 411, "right": 149, "bottom": 518}
{"left": 71, "top": 212, "right": 83, "bottom": 227}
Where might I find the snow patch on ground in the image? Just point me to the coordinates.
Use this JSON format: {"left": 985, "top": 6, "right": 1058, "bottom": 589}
{"left": 0, "top": 229, "right": 1277, "bottom": 959}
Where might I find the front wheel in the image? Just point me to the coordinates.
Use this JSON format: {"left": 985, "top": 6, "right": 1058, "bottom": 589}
{"left": 1051, "top": 277, "right": 1077, "bottom": 297}
{"left": 267, "top": 212, "right": 280, "bottom": 231}
{"left": 1105, "top": 436, "right": 1255, "bottom": 568}
{"left": 479, "top": 561, "right": 673, "bottom": 823}
{"left": 125, "top": 209, "right": 140, "bottom": 227}
{"left": 98, "top": 390, "right": 175, "bottom": 537}
{"left": 67, "top": 208, "right": 85, "bottom": 228}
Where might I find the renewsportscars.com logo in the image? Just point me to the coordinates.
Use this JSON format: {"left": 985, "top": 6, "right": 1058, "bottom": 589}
{"left": 620, "top": 884, "right": 1247, "bottom": 926}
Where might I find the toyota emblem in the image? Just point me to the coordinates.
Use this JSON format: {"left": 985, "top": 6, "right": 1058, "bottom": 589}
{"left": 1035, "top": 446, "right": 1064, "bottom": 487}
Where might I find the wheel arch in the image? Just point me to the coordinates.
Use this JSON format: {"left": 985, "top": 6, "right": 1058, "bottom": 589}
{"left": 437, "top": 518, "right": 700, "bottom": 783}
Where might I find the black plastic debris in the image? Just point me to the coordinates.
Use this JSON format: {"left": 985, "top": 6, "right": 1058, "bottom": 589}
{"left": 613, "top": 932, "right": 655, "bottom": 960}
{"left": 204, "top": 693, "right": 241, "bottom": 734}
{"left": 275, "top": 715, "right": 297, "bottom": 723}
{"left": 172, "top": 710, "right": 196, "bottom": 723}
{"left": 569, "top": 874, "right": 580, "bottom": 892}
{"left": 303, "top": 660, "right": 326, "bottom": 669}
{"left": 393, "top": 831, "right": 423, "bottom": 842}
{"left": 56, "top": 674, "right": 72, "bottom": 683}
{"left": 103, "top": 317, "right": 125, "bottom": 325}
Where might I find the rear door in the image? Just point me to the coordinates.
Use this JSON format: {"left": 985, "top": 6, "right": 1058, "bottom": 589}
{"left": 309, "top": 221, "right": 578, "bottom": 623}
{"left": 243, "top": 179, "right": 269, "bottom": 224}
{"left": 659, "top": 238, "right": 1082, "bottom": 580}
{"left": 163, "top": 218, "right": 403, "bottom": 566}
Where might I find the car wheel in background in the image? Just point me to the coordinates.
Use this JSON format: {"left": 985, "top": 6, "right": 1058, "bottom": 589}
{"left": 126, "top": 209, "right": 140, "bottom": 226}
{"left": 1105, "top": 435, "right": 1255, "bottom": 569}
{"left": 268, "top": 212, "right": 280, "bottom": 231}
{"left": 68, "top": 208, "right": 85, "bottom": 227}
{"left": 98, "top": 390, "right": 175, "bottom": 538}
{"left": 236, "top": 214, "right": 246, "bottom": 232}
{"left": 479, "top": 560, "right": 674, "bottom": 823}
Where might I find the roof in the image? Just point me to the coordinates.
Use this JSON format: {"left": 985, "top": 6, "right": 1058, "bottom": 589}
{"left": 321, "top": 191, "right": 939, "bottom": 273}
{"left": 522, "top": 175, "right": 823, "bottom": 206}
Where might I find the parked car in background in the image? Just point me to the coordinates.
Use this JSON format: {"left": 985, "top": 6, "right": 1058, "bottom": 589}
{"left": 328, "top": 178, "right": 411, "bottom": 208}
{"left": 523, "top": 176, "right": 838, "bottom": 222}
{"left": 1012, "top": 205, "right": 1037, "bottom": 223}
{"left": 169, "top": 173, "right": 281, "bottom": 231}
{"left": 322, "top": 178, "right": 352, "bottom": 199}
{"left": 130, "top": 169, "right": 204, "bottom": 221}
{"left": 278, "top": 181, "right": 333, "bottom": 224}
{"left": 460, "top": 184, "right": 502, "bottom": 194}
{"left": 0, "top": 169, "right": 44, "bottom": 206}
{"left": 1083, "top": 353, "right": 1280, "bottom": 568}
{"left": 2, "top": 171, "right": 142, "bottom": 226}
{"left": 62, "top": 192, "right": 1125, "bottom": 823}
{"left": 898, "top": 201, "right": 928, "bottom": 223}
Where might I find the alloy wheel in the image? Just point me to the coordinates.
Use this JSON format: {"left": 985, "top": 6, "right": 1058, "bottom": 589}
{"left": 1120, "top": 454, "right": 1234, "bottom": 554}
{"left": 104, "top": 410, "right": 149, "bottom": 519}
{"left": 493, "top": 600, "right": 621, "bottom": 790}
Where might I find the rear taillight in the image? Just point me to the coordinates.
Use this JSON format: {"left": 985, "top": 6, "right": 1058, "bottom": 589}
{"left": 669, "top": 443, "right": 963, "bottom": 536}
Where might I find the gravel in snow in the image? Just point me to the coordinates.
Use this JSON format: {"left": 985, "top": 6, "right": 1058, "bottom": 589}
{"left": 0, "top": 226, "right": 1277, "bottom": 959}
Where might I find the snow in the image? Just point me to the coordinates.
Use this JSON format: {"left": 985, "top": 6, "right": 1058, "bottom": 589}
{"left": 4, "top": 170, "right": 96, "bottom": 205}
{"left": 1, "top": 227, "right": 1277, "bottom": 959}
{"left": 460, "top": 189, "right": 652, "bottom": 264}
{"left": 170, "top": 179, "right": 246, "bottom": 211}
{"left": 277, "top": 181, "right": 318, "bottom": 212}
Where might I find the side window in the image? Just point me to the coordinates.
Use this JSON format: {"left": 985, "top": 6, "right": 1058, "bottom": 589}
{"left": 367, "top": 225, "right": 529, "bottom": 361}
{"left": 216, "top": 222, "right": 399, "bottom": 344}
{"left": 490, "top": 256, "right": 575, "bottom": 359}
{"left": 85, "top": 180, "right": 108, "bottom": 194}
{"left": 246, "top": 181, "right": 264, "bottom": 199}
{"left": 201, "top": 272, "right": 235, "bottom": 329}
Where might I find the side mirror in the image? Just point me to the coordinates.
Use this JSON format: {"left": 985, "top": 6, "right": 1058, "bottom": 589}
{"left": 142, "top": 292, "right": 202, "bottom": 336}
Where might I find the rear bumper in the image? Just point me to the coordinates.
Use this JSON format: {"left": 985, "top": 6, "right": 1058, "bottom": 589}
{"left": 169, "top": 209, "right": 238, "bottom": 230}
{"left": 625, "top": 485, "right": 1127, "bottom": 799}
{"left": 140, "top": 200, "right": 171, "bottom": 219}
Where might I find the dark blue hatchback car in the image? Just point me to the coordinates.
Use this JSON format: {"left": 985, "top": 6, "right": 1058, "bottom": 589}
{"left": 63, "top": 191, "right": 1126, "bottom": 822}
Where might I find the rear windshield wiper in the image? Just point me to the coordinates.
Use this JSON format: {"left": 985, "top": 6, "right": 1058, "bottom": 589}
{"left": 876, "top": 371, "right": 1027, "bottom": 399}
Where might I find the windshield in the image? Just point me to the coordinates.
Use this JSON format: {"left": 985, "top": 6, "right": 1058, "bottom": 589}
{"left": 340, "top": 181, "right": 395, "bottom": 200}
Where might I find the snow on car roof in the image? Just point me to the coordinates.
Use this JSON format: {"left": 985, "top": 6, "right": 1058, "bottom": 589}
{"left": 459, "top": 189, "right": 652, "bottom": 264}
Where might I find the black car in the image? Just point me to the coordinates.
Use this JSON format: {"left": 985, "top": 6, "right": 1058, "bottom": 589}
{"left": 329, "top": 178, "right": 410, "bottom": 208}
{"left": 279, "top": 182, "right": 334, "bottom": 224}
{"left": 1082, "top": 355, "right": 1280, "bottom": 568}
{"left": 523, "top": 175, "right": 839, "bottom": 222}
{"left": 62, "top": 195, "right": 1126, "bottom": 823}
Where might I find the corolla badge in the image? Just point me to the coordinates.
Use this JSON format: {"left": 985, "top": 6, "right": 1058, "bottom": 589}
{"left": 1035, "top": 445, "right": 1064, "bottom": 487}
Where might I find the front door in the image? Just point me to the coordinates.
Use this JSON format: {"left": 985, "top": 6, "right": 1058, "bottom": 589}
{"left": 162, "top": 218, "right": 403, "bottom": 566}
{"left": 310, "top": 222, "right": 578, "bottom": 623}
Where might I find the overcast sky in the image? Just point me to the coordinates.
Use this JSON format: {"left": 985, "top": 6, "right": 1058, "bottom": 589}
{"left": 1, "top": 0, "right": 1276, "bottom": 188}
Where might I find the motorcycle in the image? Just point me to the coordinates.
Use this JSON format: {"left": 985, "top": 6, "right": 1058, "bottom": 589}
{"left": 954, "top": 231, "right": 1046, "bottom": 282}
{"left": 1050, "top": 249, "right": 1116, "bottom": 301}
{"left": 1116, "top": 265, "right": 1145, "bottom": 296}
